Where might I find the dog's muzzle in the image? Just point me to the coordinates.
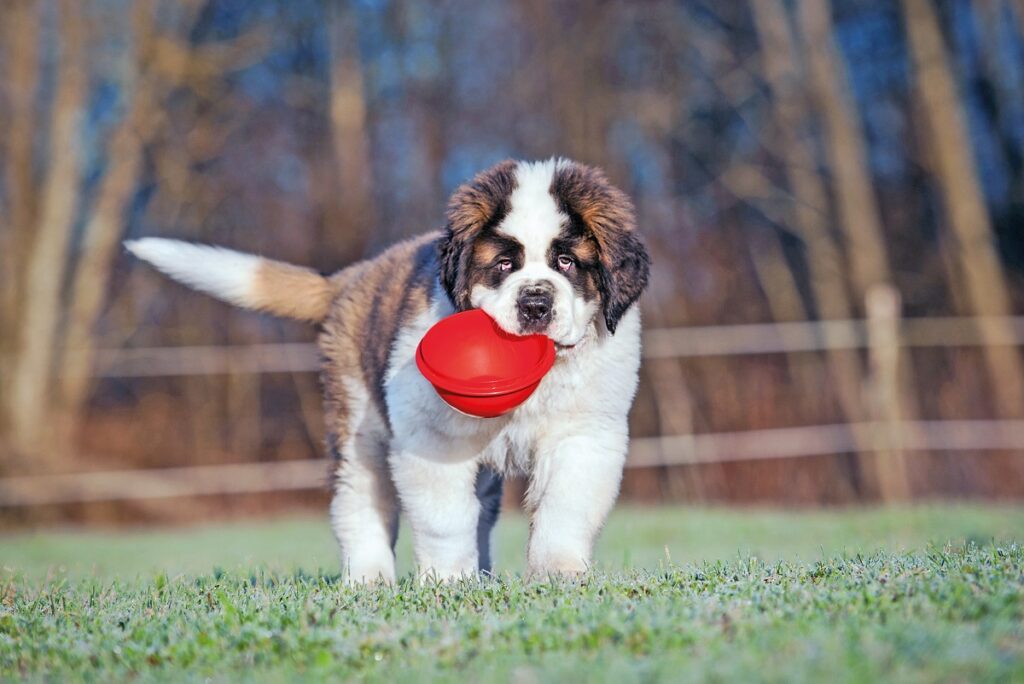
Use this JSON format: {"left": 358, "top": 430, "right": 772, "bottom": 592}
{"left": 516, "top": 282, "right": 554, "bottom": 332}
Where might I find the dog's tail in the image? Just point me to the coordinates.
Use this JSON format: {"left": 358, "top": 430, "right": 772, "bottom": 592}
{"left": 124, "top": 238, "right": 335, "bottom": 323}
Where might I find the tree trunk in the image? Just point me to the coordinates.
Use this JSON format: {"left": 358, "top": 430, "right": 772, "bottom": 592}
{"left": 973, "top": 0, "right": 1024, "bottom": 209}
{"left": 903, "top": 0, "right": 1024, "bottom": 419}
{"left": 796, "top": 0, "right": 893, "bottom": 302}
{"left": 57, "top": 108, "right": 146, "bottom": 422}
{"left": 750, "top": 0, "right": 870, "bottom": 458}
{"left": 7, "top": 0, "right": 88, "bottom": 456}
{"left": 57, "top": 2, "right": 155, "bottom": 434}
{"left": 747, "top": 229, "right": 829, "bottom": 418}
{"left": 325, "top": 3, "right": 375, "bottom": 263}
{"left": 1, "top": 0, "right": 41, "bottom": 273}
{"left": 0, "top": 0, "right": 41, "bottom": 423}
{"left": 797, "top": 0, "right": 919, "bottom": 498}
{"left": 522, "top": 0, "right": 614, "bottom": 170}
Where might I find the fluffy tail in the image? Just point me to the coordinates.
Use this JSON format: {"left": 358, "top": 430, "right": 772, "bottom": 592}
{"left": 124, "top": 238, "right": 334, "bottom": 323}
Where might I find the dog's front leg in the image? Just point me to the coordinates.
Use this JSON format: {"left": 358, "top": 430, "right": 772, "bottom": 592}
{"left": 525, "top": 429, "right": 628, "bottom": 577}
{"left": 390, "top": 443, "right": 482, "bottom": 581}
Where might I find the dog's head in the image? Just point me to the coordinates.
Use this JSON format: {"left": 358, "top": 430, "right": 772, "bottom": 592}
{"left": 439, "top": 158, "right": 650, "bottom": 347}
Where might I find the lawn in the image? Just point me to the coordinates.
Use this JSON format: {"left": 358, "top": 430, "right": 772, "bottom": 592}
{"left": 2, "top": 504, "right": 1023, "bottom": 681}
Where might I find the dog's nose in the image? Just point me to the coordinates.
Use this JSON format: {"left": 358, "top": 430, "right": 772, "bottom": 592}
{"left": 517, "top": 284, "right": 554, "bottom": 327}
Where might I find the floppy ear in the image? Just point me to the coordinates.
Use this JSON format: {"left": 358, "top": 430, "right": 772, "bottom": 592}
{"left": 438, "top": 228, "right": 475, "bottom": 310}
{"left": 594, "top": 229, "right": 650, "bottom": 333}
{"left": 553, "top": 162, "right": 650, "bottom": 333}
{"left": 438, "top": 160, "right": 518, "bottom": 310}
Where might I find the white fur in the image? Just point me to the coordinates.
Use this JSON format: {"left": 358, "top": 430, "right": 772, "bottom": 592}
{"left": 125, "top": 238, "right": 260, "bottom": 309}
{"left": 390, "top": 442, "right": 484, "bottom": 580}
{"left": 470, "top": 159, "right": 596, "bottom": 347}
{"left": 329, "top": 377, "right": 398, "bottom": 584}
{"left": 500, "top": 158, "right": 567, "bottom": 262}
{"left": 471, "top": 263, "right": 598, "bottom": 348}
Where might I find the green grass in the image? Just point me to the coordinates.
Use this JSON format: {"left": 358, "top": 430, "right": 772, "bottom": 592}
{"left": 2, "top": 505, "right": 1023, "bottom": 682}
{"left": 7, "top": 504, "right": 1024, "bottom": 580}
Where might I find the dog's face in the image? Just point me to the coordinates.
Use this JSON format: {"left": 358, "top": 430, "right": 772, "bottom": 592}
{"left": 439, "top": 159, "right": 650, "bottom": 347}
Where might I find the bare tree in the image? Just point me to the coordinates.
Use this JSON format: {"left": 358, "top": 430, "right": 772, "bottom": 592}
{"left": 0, "top": 0, "right": 42, "bottom": 425}
{"left": 903, "top": 0, "right": 1024, "bottom": 419}
{"left": 325, "top": 2, "right": 376, "bottom": 262}
{"left": 7, "top": 0, "right": 88, "bottom": 456}
{"left": 746, "top": 228, "right": 828, "bottom": 415}
{"left": 520, "top": 0, "right": 616, "bottom": 170}
{"left": 973, "top": 0, "right": 1024, "bottom": 210}
{"left": 750, "top": 0, "right": 870, "bottom": 446}
{"left": 56, "top": 1, "right": 264, "bottom": 427}
{"left": 797, "top": 0, "right": 918, "bottom": 497}
{"left": 58, "top": 1, "right": 156, "bottom": 429}
{"left": 796, "top": 0, "right": 893, "bottom": 304}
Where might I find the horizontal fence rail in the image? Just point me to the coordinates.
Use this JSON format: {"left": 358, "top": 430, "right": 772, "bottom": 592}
{"left": 4, "top": 315, "right": 1023, "bottom": 507}
{"left": 79, "top": 316, "right": 1024, "bottom": 377}
{"left": 3, "top": 420, "right": 1023, "bottom": 507}
{"left": 0, "top": 460, "right": 327, "bottom": 507}
{"left": 642, "top": 316, "right": 1024, "bottom": 359}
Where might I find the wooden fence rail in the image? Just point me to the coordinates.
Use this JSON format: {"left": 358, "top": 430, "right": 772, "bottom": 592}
{"left": 3, "top": 314, "right": 1023, "bottom": 507}
{"left": 2, "top": 420, "right": 1022, "bottom": 507}
{"left": 78, "top": 315, "right": 1024, "bottom": 377}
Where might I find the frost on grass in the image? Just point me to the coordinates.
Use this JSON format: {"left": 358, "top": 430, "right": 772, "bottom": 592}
{"left": 1, "top": 543, "right": 1022, "bottom": 682}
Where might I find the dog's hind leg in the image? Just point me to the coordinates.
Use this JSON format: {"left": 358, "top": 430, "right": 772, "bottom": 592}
{"left": 475, "top": 466, "right": 503, "bottom": 574}
{"left": 327, "top": 381, "right": 398, "bottom": 584}
{"left": 329, "top": 438, "right": 397, "bottom": 584}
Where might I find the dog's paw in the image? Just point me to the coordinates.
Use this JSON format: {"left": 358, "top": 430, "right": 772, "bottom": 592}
{"left": 527, "top": 554, "right": 589, "bottom": 579}
{"left": 344, "top": 563, "right": 396, "bottom": 587}
{"left": 416, "top": 564, "right": 480, "bottom": 585}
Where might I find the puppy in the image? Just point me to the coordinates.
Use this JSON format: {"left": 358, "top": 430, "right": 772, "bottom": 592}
{"left": 126, "top": 158, "right": 650, "bottom": 582}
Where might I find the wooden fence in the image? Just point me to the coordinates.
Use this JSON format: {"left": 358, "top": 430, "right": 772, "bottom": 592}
{"left": 3, "top": 308, "right": 1023, "bottom": 507}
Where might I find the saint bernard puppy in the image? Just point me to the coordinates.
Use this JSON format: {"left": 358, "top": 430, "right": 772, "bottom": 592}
{"left": 126, "top": 158, "right": 650, "bottom": 583}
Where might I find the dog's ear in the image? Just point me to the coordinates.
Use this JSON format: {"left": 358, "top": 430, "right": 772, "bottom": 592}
{"left": 595, "top": 229, "right": 650, "bottom": 333}
{"left": 438, "top": 227, "right": 475, "bottom": 310}
{"left": 438, "top": 160, "right": 518, "bottom": 310}
{"left": 553, "top": 162, "right": 650, "bottom": 333}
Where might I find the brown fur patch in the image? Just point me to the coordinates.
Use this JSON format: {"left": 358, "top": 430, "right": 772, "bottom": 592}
{"left": 439, "top": 160, "right": 519, "bottom": 309}
{"left": 251, "top": 260, "right": 335, "bottom": 323}
{"left": 318, "top": 232, "right": 439, "bottom": 457}
{"left": 472, "top": 240, "right": 502, "bottom": 265}
{"left": 548, "top": 228, "right": 602, "bottom": 302}
{"left": 567, "top": 238, "right": 599, "bottom": 263}
{"left": 465, "top": 232, "right": 523, "bottom": 294}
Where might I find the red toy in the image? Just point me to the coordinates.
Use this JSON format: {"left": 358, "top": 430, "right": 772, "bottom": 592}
{"left": 416, "top": 309, "right": 556, "bottom": 417}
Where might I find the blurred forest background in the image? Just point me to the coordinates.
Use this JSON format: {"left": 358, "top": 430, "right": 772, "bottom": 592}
{"left": 2, "top": 0, "right": 1024, "bottom": 525}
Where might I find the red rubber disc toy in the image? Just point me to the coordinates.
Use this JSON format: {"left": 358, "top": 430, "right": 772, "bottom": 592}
{"left": 416, "top": 309, "right": 556, "bottom": 418}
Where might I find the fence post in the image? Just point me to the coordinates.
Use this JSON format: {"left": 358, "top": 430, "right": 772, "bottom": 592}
{"left": 865, "top": 284, "right": 911, "bottom": 501}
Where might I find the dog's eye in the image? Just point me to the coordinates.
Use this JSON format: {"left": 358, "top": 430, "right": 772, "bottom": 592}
{"left": 557, "top": 254, "right": 575, "bottom": 272}
{"left": 497, "top": 258, "right": 513, "bottom": 272}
